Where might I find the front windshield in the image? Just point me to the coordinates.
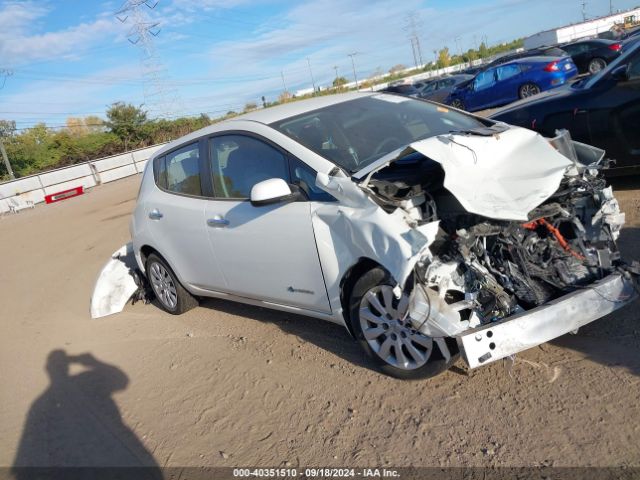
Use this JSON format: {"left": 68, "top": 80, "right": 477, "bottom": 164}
{"left": 270, "top": 95, "right": 490, "bottom": 173}
{"left": 583, "top": 43, "right": 640, "bottom": 88}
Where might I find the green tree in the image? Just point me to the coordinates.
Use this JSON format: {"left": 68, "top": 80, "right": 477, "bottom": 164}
{"left": 104, "top": 102, "right": 148, "bottom": 151}
{"left": 332, "top": 76, "right": 348, "bottom": 88}
{"left": 437, "top": 48, "right": 451, "bottom": 68}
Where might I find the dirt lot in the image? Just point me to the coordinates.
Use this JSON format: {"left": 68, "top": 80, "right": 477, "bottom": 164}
{"left": 1, "top": 174, "right": 639, "bottom": 470}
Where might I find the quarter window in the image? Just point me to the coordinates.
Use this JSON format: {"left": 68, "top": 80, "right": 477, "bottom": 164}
{"left": 164, "top": 143, "right": 202, "bottom": 196}
{"left": 209, "top": 135, "right": 290, "bottom": 199}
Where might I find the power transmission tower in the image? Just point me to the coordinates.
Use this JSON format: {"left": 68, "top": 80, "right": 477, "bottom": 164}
{"left": 0, "top": 69, "right": 13, "bottom": 90}
{"left": 581, "top": 1, "right": 587, "bottom": 21}
{"left": 405, "top": 12, "right": 424, "bottom": 67}
{"left": 115, "top": 0, "right": 179, "bottom": 119}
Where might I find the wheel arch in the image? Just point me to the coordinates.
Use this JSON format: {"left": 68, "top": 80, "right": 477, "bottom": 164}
{"left": 338, "top": 257, "right": 388, "bottom": 338}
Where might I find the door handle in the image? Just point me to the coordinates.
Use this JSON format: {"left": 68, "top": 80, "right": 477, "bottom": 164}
{"left": 148, "top": 209, "right": 163, "bottom": 220}
{"left": 207, "top": 216, "right": 230, "bottom": 227}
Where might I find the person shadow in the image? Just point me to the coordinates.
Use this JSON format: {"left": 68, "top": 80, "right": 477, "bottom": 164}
{"left": 11, "top": 350, "right": 162, "bottom": 480}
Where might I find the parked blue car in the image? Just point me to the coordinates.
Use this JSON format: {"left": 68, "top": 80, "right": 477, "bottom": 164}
{"left": 445, "top": 56, "right": 578, "bottom": 112}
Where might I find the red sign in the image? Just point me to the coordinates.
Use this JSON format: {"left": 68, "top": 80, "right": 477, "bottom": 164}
{"left": 45, "top": 186, "right": 84, "bottom": 204}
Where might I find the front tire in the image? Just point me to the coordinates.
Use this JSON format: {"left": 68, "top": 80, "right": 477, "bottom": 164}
{"left": 348, "top": 267, "right": 457, "bottom": 380}
{"left": 449, "top": 98, "right": 465, "bottom": 110}
{"left": 146, "top": 253, "right": 198, "bottom": 315}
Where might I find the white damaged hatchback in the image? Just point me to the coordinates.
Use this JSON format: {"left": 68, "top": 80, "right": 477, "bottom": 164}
{"left": 91, "top": 92, "right": 638, "bottom": 379}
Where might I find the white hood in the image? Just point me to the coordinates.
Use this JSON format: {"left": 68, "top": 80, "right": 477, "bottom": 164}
{"left": 364, "top": 126, "right": 573, "bottom": 221}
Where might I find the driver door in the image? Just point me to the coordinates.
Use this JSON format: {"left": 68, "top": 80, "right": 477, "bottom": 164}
{"left": 202, "top": 134, "right": 331, "bottom": 313}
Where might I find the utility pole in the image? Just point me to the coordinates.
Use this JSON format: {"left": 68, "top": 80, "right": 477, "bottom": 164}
{"left": 333, "top": 65, "right": 339, "bottom": 80}
{"left": 581, "top": 1, "right": 587, "bottom": 21}
{"left": 454, "top": 36, "right": 463, "bottom": 59}
{"left": 306, "top": 57, "right": 317, "bottom": 93}
{"left": 348, "top": 52, "right": 359, "bottom": 89}
{"left": 433, "top": 49, "right": 438, "bottom": 75}
{"left": 609, "top": 0, "right": 613, "bottom": 14}
{"left": 0, "top": 139, "right": 15, "bottom": 180}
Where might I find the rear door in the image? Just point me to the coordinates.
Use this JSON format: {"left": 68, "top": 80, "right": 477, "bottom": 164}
{"left": 145, "top": 141, "right": 227, "bottom": 291}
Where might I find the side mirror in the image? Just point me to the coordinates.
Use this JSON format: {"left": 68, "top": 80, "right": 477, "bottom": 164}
{"left": 250, "top": 178, "right": 294, "bottom": 206}
{"left": 610, "top": 64, "right": 629, "bottom": 82}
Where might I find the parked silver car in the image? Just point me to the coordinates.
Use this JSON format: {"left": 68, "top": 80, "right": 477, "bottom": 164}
{"left": 92, "top": 92, "right": 637, "bottom": 379}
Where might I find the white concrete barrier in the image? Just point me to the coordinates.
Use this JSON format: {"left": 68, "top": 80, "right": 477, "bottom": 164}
{"left": 0, "top": 142, "right": 168, "bottom": 214}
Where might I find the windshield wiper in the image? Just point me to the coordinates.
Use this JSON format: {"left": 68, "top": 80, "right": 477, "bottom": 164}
{"left": 448, "top": 123, "right": 509, "bottom": 136}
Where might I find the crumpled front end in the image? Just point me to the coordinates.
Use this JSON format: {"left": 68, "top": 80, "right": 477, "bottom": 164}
{"left": 319, "top": 128, "right": 638, "bottom": 367}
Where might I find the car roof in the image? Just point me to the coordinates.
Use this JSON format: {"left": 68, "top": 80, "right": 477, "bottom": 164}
{"left": 233, "top": 91, "right": 374, "bottom": 124}
{"left": 150, "top": 92, "right": 378, "bottom": 159}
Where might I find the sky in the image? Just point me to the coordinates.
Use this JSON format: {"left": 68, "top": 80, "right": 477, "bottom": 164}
{"left": 0, "top": 0, "right": 638, "bottom": 129}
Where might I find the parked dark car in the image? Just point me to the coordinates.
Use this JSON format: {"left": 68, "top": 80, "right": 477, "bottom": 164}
{"left": 380, "top": 84, "right": 420, "bottom": 97}
{"left": 483, "top": 45, "right": 569, "bottom": 69}
{"left": 417, "top": 74, "right": 474, "bottom": 103}
{"left": 560, "top": 39, "right": 622, "bottom": 74}
{"left": 491, "top": 43, "right": 640, "bottom": 176}
{"left": 445, "top": 56, "right": 578, "bottom": 112}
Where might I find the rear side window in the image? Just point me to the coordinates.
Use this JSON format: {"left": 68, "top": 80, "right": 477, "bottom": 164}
{"left": 155, "top": 143, "right": 202, "bottom": 196}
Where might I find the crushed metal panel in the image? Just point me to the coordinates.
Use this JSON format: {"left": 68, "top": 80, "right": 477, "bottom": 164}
{"left": 408, "top": 127, "right": 573, "bottom": 221}
{"left": 315, "top": 173, "right": 437, "bottom": 288}
{"left": 457, "top": 273, "right": 637, "bottom": 368}
{"left": 90, "top": 243, "right": 139, "bottom": 319}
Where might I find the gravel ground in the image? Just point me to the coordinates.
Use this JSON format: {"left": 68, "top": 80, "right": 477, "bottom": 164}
{"left": 1, "top": 174, "right": 639, "bottom": 470}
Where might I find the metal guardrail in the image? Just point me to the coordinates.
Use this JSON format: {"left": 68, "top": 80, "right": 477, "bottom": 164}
{"left": 0, "top": 142, "right": 168, "bottom": 214}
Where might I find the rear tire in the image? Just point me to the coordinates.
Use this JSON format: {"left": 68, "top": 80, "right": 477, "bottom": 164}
{"left": 588, "top": 57, "right": 607, "bottom": 74}
{"left": 348, "top": 267, "right": 457, "bottom": 380}
{"left": 146, "top": 253, "right": 198, "bottom": 315}
{"left": 519, "top": 82, "right": 541, "bottom": 99}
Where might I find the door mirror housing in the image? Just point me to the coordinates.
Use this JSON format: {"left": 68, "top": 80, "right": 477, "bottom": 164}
{"left": 250, "top": 178, "right": 294, "bottom": 206}
{"left": 610, "top": 64, "right": 629, "bottom": 82}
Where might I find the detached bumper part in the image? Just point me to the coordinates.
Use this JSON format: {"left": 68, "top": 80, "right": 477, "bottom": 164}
{"left": 457, "top": 273, "right": 637, "bottom": 368}
{"left": 90, "top": 243, "right": 140, "bottom": 319}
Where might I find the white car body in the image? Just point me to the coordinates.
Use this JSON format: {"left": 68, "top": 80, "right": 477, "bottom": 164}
{"left": 92, "top": 92, "right": 637, "bottom": 377}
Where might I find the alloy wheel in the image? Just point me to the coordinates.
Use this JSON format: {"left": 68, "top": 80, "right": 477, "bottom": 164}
{"left": 149, "top": 261, "right": 178, "bottom": 310}
{"left": 588, "top": 58, "right": 606, "bottom": 74}
{"left": 358, "top": 285, "right": 433, "bottom": 370}
{"left": 520, "top": 83, "right": 541, "bottom": 98}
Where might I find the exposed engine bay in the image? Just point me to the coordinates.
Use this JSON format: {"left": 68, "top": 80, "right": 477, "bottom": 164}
{"left": 362, "top": 130, "right": 628, "bottom": 338}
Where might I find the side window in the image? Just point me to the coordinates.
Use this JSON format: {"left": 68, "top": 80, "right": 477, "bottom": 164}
{"left": 165, "top": 143, "right": 202, "bottom": 196}
{"left": 496, "top": 64, "right": 520, "bottom": 81}
{"left": 209, "top": 135, "right": 290, "bottom": 199}
{"left": 474, "top": 69, "right": 496, "bottom": 91}
{"left": 289, "top": 158, "right": 335, "bottom": 202}
{"left": 154, "top": 155, "right": 167, "bottom": 189}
